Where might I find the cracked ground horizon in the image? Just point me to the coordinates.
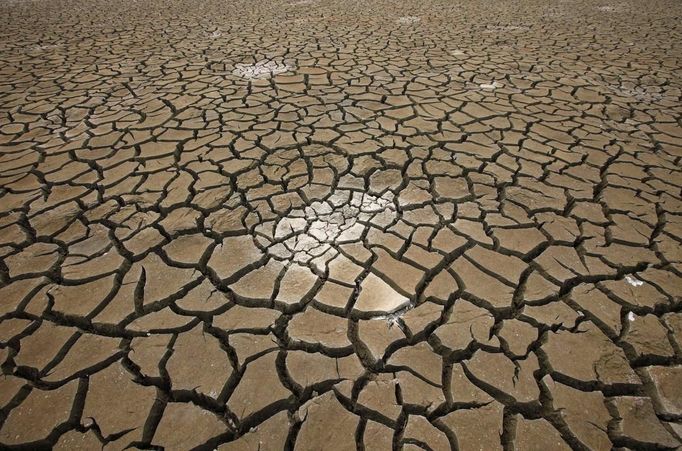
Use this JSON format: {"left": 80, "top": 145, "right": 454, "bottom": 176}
{"left": 0, "top": 0, "right": 681, "bottom": 449}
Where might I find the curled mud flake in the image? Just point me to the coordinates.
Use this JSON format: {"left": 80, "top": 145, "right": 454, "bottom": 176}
{"left": 397, "top": 16, "right": 420, "bottom": 24}
{"left": 232, "top": 59, "right": 294, "bottom": 80}
{"left": 625, "top": 275, "right": 644, "bottom": 287}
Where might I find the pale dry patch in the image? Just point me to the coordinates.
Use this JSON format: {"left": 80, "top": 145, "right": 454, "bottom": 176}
{"left": 232, "top": 59, "right": 294, "bottom": 80}
{"left": 397, "top": 16, "right": 420, "bottom": 24}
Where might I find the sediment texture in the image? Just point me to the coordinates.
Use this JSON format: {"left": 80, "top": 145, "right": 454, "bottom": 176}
{"left": 0, "top": 0, "right": 681, "bottom": 449}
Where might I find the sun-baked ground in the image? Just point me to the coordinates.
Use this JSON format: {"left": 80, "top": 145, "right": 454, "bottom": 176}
{"left": 0, "top": 0, "right": 681, "bottom": 449}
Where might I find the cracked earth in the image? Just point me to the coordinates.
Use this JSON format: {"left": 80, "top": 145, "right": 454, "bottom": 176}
{"left": 0, "top": 0, "right": 681, "bottom": 449}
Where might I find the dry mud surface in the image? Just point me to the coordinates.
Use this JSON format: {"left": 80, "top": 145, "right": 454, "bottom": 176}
{"left": 0, "top": 0, "right": 681, "bottom": 449}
